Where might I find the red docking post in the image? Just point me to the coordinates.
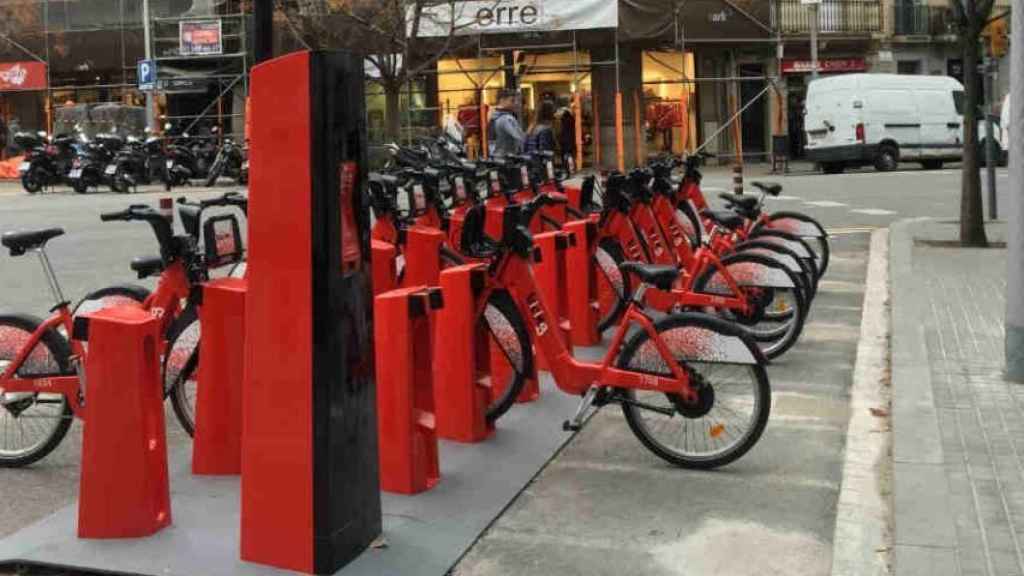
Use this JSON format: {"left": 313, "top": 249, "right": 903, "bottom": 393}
{"left": 375, "top": 286, "right": 444, "bottom": 494}
{"left": 192, "top": 277, "right": 247, "bottom": 475}
{"left": 564, "top": 219, "right": 600, "bottom": 346}
{"left": 401, "top": 226, "right": 445, "bottom": 288}
{"left": 76, "top": 306, "right": 170, "bottom": 538}
{"left": 433, "top": 264, "right": 495, "bottom": 443}
{"left": 371, "top": 239, "right": 398, "bottom": 296}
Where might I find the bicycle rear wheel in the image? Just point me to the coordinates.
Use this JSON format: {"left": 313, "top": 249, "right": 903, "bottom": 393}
{"left": 482, "top": 290, "right": 533, "bottom": 422}
{"left": 693, "top": 252, "right": 807, "bottom": 360}
{"left": 0, "top": 314, "right": 74, "bottom": 468}
{"left": 617, "top": 313, "right": 770, "bottom": 469}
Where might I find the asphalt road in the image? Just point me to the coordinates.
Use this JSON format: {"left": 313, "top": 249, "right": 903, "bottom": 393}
{"left": 0, "top": 164, "right": 1010, "bottom": 573}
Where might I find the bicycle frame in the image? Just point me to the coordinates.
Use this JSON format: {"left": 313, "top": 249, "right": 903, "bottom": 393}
{"left": 0, "top": 305, "right": 84, "bottom": 414}
{"left": 479, "top": 246, "right": 699, "bottom": 404}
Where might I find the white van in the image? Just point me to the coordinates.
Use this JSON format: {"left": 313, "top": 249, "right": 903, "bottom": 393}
{"left": 805, "top": 74, "right": 973, "bottom": 173}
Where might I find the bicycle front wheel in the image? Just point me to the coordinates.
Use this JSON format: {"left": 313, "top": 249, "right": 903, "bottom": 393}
{"left": 165, "top": 309, "right": 200, "bottom": 436}
{"left": 594, "top": 239, "right": 631, "bottom": 334}
{"left": 481, "top": 290, "right": 533, "bottom": 422}
{"left": 0, "top": 314, "right": 74, "bottom": 468}
{"left": 616, "top": 313, "right": 770, "bottom": 469}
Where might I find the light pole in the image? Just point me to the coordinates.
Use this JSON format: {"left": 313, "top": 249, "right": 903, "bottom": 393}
{"left": 143, "top": 0, "right": 154, "bottom": 131}
{"left": 803, "top": 0, "right": 821, "bottom": 79}
{"left": 1006, "top": 3, "right": 1024, "bottom": 380}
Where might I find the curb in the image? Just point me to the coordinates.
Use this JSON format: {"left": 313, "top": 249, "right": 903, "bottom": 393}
{"left": 888, "top": 218, "right": 958, "bottom": 574}
{"left": 830, "top": 228, "right": 893, "bottom": 576}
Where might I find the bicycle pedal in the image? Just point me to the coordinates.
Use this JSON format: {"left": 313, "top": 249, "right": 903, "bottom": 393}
{"left": 562, "top": 420, "right": 581, "bottom": 432}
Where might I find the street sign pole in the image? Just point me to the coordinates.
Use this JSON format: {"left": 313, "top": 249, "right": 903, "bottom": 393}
{"left": 1006, "top": 4, "right": 1024, "bottom": 380}
{"left": 143, "top": 0, "right": 154, "bottom": 131}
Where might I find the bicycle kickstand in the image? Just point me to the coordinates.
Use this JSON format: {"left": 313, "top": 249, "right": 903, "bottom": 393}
{"left": 562, "top": 386, "right": 601, "bottom": 432}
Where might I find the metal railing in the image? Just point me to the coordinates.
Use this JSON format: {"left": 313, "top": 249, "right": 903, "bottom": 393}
{"left": 773, "top": 0, "right": 882, "bottom": 34}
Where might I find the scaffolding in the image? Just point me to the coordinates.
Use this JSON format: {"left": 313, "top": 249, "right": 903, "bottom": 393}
{"left": 150, "top": 2, "right": 250, "bottom": 144}
{"left": 0, "top": 0, "right": 248, "bottom": 144}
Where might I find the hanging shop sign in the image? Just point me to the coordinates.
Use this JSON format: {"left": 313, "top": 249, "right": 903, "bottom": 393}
{"left": 179, "top": 19, "right": 223, "bottom": 56}
{"left": 782, "top": 58, "right": 867, "bottom": 74}
{"left": 0, "top": 62, "right": 47, "bottom": 92}
{"left": 414, "top": 0, "right": 618, "bottom": 37}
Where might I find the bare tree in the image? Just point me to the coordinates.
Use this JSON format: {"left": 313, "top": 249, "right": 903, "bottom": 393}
{"left": 950, "top": 0, "right": 996, "bottom": 247}
{"left": 277, "top": 0, "right": 494, "bottom": 141}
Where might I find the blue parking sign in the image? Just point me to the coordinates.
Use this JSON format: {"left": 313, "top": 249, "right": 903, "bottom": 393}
{"left": 138, "top": 60, "right": 156, "bottom": 90}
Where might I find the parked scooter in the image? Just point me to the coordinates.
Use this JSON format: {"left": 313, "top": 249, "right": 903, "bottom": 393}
{"left": 68, "top": 132, "right": 117, "bottom": 194}
{"left": 163, "top": 123, "right": 217, "bottom": 190}
{"left": 16, "top": 131, "right": 76, "bottom": 194}
{"left": 106, "top": 132, "right": 166, "bottom": 193}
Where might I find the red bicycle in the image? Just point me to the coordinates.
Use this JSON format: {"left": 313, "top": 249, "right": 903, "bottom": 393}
{"left": 0, "top": 199, "right": 244, "bottom": 466}
{"left": 458, "top": 195, "right": 772, "bottom": 469}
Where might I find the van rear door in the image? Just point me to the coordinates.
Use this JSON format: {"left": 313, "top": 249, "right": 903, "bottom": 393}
{"left": 805, "top": 83, "right": 858, "bottom": 151}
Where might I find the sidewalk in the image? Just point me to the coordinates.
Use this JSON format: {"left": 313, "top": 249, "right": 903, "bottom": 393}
{"left": 891, "top": 219, "right": 1024, "bottom": 575}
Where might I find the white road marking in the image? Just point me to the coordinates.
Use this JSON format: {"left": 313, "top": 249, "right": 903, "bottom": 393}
{"left": 773, "top": 195, "right": 802, "bottom": 201}
{"left": 850, "top": 208, "right": 897, "bottom": 216}
{"left": 804, "top": 200, "right": 847, "bottom": 208}
{"left": 702, "top": 186, "right": 729, "bottom": 193}
{"left": 827, "top": 226, "right": 877, "bottom": 236}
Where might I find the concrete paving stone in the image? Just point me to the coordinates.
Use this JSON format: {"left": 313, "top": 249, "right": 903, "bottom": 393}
{"left": 894, "top": 463, "right": 957, "bottom": 548}
{"left": 894, "top": 544, "right": 959, "bottom": 576}
{"left": 454, "top": 533, "right": 662, "bottom": 576}
{"left": 987, "top": 548, "right": 1024, "bottom": 576}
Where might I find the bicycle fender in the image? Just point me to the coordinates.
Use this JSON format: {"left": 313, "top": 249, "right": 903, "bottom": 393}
{"left": 746, "top": 232, "right": 812, "bottom": 258}
{"left": 637, "top": 312, "right": 764, "bottom": 366}
{"left": 701, "top": 255, "right": 796, "bottom": 294}
{"left": 760, "top": 213, "right": 827, "bottom": 239}
{"left": 734, "top": 245, "right": 801, "bottom": 276}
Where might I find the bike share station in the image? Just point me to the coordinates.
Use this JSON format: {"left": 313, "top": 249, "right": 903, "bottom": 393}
{"left": 0, "top": 50, "right": 589, "bottom": 576}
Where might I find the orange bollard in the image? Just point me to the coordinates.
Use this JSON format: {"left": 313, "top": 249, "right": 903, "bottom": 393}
{"left": 375, "top": 286, "right": 443, "bottom": 495}
{"left": 192, "top": 277, "right": 247, "bottom": 476}
{"left": 434, "top": 264, "right": 495, "bottom": 443}
{"left": 77, "top": 306, "right": 170, "bottom": 539}
{"left": 565, "top": 219, "right": 600, "bottom": 346}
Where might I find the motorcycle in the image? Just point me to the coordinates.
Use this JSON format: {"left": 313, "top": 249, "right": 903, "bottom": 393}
{"left": 16, "top": 131, "right": 76, "bottom": 194}
{"left": 204, "top": 129, "right": 247, "bottom": 186}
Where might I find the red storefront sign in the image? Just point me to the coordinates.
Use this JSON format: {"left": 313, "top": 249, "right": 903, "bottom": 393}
{"left": 0, "top": 62, "right": 47, "bottom": 91}
{"left": 782, "top": 58, "right": 867, "bottom": 74}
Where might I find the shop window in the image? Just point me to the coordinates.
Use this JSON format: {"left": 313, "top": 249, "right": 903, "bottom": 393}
{"left": 897, "top": 60, "right": 922, "bottom": 75}
{"left": 642, "top": 51, "right": 697, "bottom": 155}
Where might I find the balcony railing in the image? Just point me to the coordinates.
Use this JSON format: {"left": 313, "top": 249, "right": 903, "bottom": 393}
{"left": 893, "top": 4, "right": 956, "bottom": 36}
{"left": 774, "top": 0, "right": 883, "bottom": 35}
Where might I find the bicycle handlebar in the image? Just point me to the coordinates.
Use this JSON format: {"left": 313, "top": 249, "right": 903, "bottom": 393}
{"left": 100, "top": 204, "right": 176, "bottom": 261}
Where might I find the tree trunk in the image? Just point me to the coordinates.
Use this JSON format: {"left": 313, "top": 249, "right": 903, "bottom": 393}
{"left": 384, "top": 87, "right": 402, "bottom": 143}
{"left": 959, "top": 17, "right": 989, "bottom": 247}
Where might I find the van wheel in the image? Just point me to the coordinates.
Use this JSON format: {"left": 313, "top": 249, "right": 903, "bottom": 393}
{"left": 921, "top": 160, "right": 943, "bottom": 170}
{"left": 874, "top": 145, "right": 899, "bottom": 172}
{"left": 822, "top": 162, "right": 845, "bottom": 175}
